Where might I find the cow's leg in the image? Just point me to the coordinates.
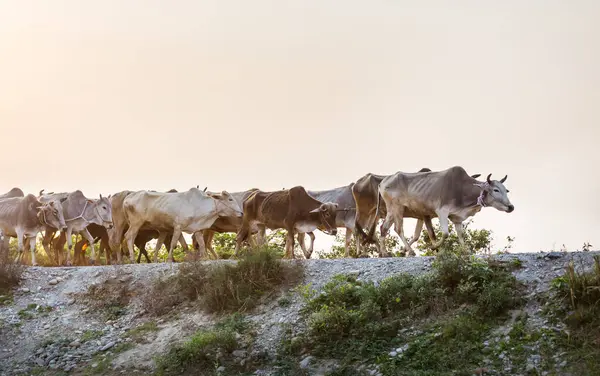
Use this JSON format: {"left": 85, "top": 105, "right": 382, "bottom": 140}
{"left": 27, "top": 236, "right": 37, "bottom": 266}
{"left": 379, "top": 214, "right": 394, "bottom": 257}
{"left": 235, "top": 225, "right": 250, "bottom": 255}
{"left": 179, "top": 234, "right": 189, "bottom": 252}
{"left": 424, "top": 217, "right": 437, "bottom": 242}
{"left": 80, "top": 229, "right": 97, "bottom": 265}
{"left": 306, "top": 232, "right": 315, "bottom": 259}
{"left": 392, "top": 207, "right": 415, "bottom": 257}
{"left": 153, "top": 233, "right": 167, "bottom": 263}
{"left": 167, "top": 228, "right": 182, "bottom": 263}
{"left": 344, "top": 229, "right": 353, "bottom": 258}
{"left": 41, "top": 230, "right": 56, "bottom": 264}
{"left": 454, "top": 221, "right": 467, "bottom": 251}
{"left": 193, "top": 231, "right": 207, "bottom": 260}
{"left": 201, "top": 231, "right": 218, "bottom": 259}
{"left": 257, "top": 226, "right": 267, "bottom": 247}
{"left": 124, "top": 223, "right": 142, "bottom": 264}
{"left": 285, "top": 230, "right": 295, "bottom": 259}
{"left": 64, "top": 228, "right": 75, "bottom": 266}
{"left": 430, "top": 211, "right": 450, "bottom": 250}
{"left": 14, "top": 231, "right": 25, "bottom": 264}
{"left": 134, "top": 238, "right": 147, "bottom": 263}
{"left": 408, "top": 219, "right": 424, "bottom": 246}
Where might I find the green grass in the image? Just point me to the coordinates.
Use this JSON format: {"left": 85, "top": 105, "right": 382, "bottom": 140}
{"left": 17, "top": 303, "right": 53, "bottom": 319}
{"left": 288, "top": 250, "right": 524, "bottom": 375}
{"left": 154, "top": 315, "right": 251, "bottom": 376}
{"left": 126, "top": 322, "right": 159, "bottom": 343}
{"left": 81, "top": 330, "right": 104, "bottom": 342}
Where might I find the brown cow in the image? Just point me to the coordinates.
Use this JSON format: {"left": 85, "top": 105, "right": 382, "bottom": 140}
{"left": 235, "top": 186, "right": 339, "bottom": 259}
{"left": 0, "top": 188, "right": 24, "bottom": 200}
{"left": 0, "top": 194, "right": 66, "bottom": 265}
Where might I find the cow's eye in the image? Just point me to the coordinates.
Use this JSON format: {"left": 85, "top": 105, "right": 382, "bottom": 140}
{"left": 493, "top": 189, "right": 500, "bottom": 193}
{"left": 102, "top": 206, "right": 107, "bottom": 210}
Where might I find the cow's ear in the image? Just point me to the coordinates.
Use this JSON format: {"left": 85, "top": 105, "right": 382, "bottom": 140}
{"left": 309, "top": 208, "right": 320, "bottom": 214}
{"left": 87, "top": 199, "right": 94, "bottom": 204}
{"left": 49, "top": 201, "right": 55, "bottom": 207}
{"left": 60, "top": 197, "right": 67, "bottom": 203}
{"left": 471, "top": 174, "right": 481, "bottom": 179}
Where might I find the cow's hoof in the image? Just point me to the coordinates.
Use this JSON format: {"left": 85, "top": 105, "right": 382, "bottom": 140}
{"left": 89, "top": 259, "right": 96, "bottom": 266}
{"left": 65, "top": 261, "right": 72, "bottom": 266}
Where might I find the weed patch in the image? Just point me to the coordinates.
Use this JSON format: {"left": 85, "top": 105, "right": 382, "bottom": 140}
{"left": 81, "top": 272, "right": 132, "bottom": 320}
{"left": 143, "top": 248, "right": 304, "bottom": 315}
{"left": 547, "top": 255, "right": 600, "bottom": 374}
{"left": 0, "top": 259, "right": 23, "bottom": 296}
{"left": 126, "top": 322, "right": 159, "bottom": 343}
{"left": 154, "top": 314, "right": 252, "bottom": 376}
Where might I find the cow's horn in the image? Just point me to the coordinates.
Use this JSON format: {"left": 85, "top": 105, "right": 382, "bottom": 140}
{"left": 99, "top": 194, "right": 103, "bottom": 199}
{"left": 486, "top": 174, "right": 492, "bottom": 184}
{"left": 203, "top": 187, "right": 207, "bottom": 192}
{"left": 471, "top": 174, "right": 481, "bottom": 179}
{"left": 196, "top": 185, "right": 199, "bottom": 189}
{"left": 39, "top": 189, "right": 44, "bottom": 196}
{"left": 500, "top": 175, "right": 507, "bottom": 183}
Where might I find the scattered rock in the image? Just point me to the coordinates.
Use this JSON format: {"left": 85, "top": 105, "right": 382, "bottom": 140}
{"left": 100, "top": 341, "right": 116, "bottom": 351}
{"left": 69, "top": 340, "right": 81, "bottom": 348}
{"left": 299, "top": 355, "right": 315, "bottom": 369}
{"left": 389, "top": 351, "right": 398, "bottom": 357}
{"left": 48, "top": 279, "right": 58, "bottom": 286}
{"left": 20, "top": 288, "right": 30, "bottom": 293}
{"left": 232, "top": 350, "right": 247, "bottom": 358}
{"left": 67, "top": 298, "right": 76, "bottom": 306}
{"left": 216, "top": 366, "right": 226, "bottom": 373}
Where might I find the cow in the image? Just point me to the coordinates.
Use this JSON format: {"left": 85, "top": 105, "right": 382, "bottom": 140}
{"left": 0, "top": 188, "right": 24, "bottom": 199}
{"left": 189, "top": 189, "right": 262, "bottom": 258}
{"left": 39, "top": 190, "right": 113, "bottom": 265}
{"left": 301, "top": 184, "right": 356, "bottom": 258}
{"left": 0, "top": 194, "right": 67, "bottom": 265}
{"left": 123, "top": 187, "right": 243, "bottom": 262}
{"left": 107, "top": 190, "right": 190, "bottom": 264}
{"left": 353, "top": 169, "right": 483, "bottom": 256}
{"left": 353, "top": 168, "right": 437, "bottom": 256}
{"left": 235, "top": 186, "right": 339, "bottom": 259}
{"left": 375, "top": 166, "right": 513, "bottom": 255}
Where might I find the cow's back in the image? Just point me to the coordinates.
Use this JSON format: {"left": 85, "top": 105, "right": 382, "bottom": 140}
{"left": 0, "top": 188, "right": 24, "bottom": 200}
{"left": 0, "top": 195, "right": 39, "bottom": 236}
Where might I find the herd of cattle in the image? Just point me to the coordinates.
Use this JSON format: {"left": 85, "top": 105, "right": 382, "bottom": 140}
{"left": 0, "top": 166, "right": 514, "bottom": 266}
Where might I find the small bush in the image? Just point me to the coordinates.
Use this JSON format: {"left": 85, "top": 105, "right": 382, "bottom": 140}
{"left": 155, "top": 315, "right": 250, "bottom": 376}
{"left": 297, "top": 250, "right": 523, "bottom": 371}
{"left": 143, "top": 247, "right": 304, "bottom": 315}
{"left": 0, "top": 259, "right": 23, "bottom": 296}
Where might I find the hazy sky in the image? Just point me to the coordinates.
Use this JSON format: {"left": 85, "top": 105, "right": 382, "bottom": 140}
{"left": 1, "top": 1, "right": 598, "bottom": 254}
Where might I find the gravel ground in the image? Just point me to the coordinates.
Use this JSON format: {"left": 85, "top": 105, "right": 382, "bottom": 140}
{"left": 0, "top": 251, "right": 597, "bottom": 376}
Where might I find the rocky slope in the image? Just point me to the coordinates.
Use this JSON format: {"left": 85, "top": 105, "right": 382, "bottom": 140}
{"left": 0, "top": 251, "right": 597, "bottom": 376}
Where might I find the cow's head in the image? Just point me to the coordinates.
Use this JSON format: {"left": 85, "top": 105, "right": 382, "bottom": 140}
{"left": 37, "top": 201, "right": 67, "bottom": 230}
{"left": 212, "top": 190, "right": 243, "bottom": 218}
{"left": 94, "top": 194, "right": 114, "bottom": 229}
{"left": 477, "top": 174, "right": 514, "bottom": 213}
{"left": 309, "top": 202, "right": 338, "bottom": 236}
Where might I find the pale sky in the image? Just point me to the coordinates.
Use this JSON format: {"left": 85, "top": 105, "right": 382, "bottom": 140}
{"left": 1, "top": 1, "right": 599, "bottom": 254}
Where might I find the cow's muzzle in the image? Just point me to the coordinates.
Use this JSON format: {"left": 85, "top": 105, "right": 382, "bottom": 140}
{"left": 104, "top": 221, "right": 114, "bottom": 229}
{"left": 507, "top": 205, "right": 514, "bottom": 213}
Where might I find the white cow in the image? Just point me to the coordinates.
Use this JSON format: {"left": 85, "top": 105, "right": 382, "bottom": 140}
{"left": 123, "top": 187, "right": 243, "bottom": 262}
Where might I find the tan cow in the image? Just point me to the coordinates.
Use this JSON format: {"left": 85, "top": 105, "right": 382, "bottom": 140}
{"left": 107, "top": 190, "right": 190, "bottom": 264}
{"left": 0, "top": 194, "right": 66, "bottom": 265}
{"left": 123, "top": 187, "right": 243, "bottom": 262}
{"left": 235, "top": 186, "right": 339, "bottom": 259}
{"left": 377, "top": 166, "right": 513, "bottom": 255}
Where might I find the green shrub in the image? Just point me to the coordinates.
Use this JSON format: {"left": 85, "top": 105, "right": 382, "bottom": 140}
{"left": 297, "top": 250, "right": 523, "bottom": 372}
{"left": 0, "top": 259, "right": 23, "bottom": 295}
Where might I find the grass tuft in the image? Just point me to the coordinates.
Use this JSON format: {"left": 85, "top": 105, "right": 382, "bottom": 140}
{"left": 142, "top": 247, "right": 304, "bottom": 315}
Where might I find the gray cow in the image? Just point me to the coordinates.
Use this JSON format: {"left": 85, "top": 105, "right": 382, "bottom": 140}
{"left": 376, "top": 166, "right": 514, "bottom": 255}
